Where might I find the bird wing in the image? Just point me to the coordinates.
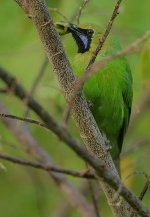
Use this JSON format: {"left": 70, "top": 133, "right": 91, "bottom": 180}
{"left": 118, "top": 65, "right": 133, "bottom": 151}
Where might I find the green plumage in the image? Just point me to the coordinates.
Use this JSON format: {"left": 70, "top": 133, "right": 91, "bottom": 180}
{"left": 56, "top": 22, "right": 133, "bottom": 165}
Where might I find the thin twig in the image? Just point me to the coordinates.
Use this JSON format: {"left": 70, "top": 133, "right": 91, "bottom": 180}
{"left": 121, "top": 137, "right": 150, "bottom": 159}
{"left": 5, "top": 0, "right": 150, "bottom": 214}
{"left": 122, "top": 171, "right": 148, "bottom": 185}
{"left": 0, "top": 113, "right": 48, "bottom": 130}
{"left": 130, "top": 86, "right": 150, "bottom": 131}
{"left": 76, "top": 0, "right": 90, "bottom": 25}
{"left": 49, "top": 7, "right": 69, "bottom": 22}
{"left": 24, "top": 57, "right": 48, "bottom": 118}
{"left": 1, "top": 65, "right": 150, "bottom": 216}
{"left": 88, "top": 179, "right": 100, "bottom": 217}
{"left": 112, "top": 171, "right": 149, "bottom": 207}
{"left": 18, "top": 5, "right": 125, "bottom": 217}
{"left": 0, "top": 67, "right": 85, "bottom": 154}
{"left": 0, "top": 153, "right": 95, "bottom": 179}
{"left": 85, "top": 160, "right": 100, "bottom": 217}
{"left": 87, "top": 0, "right": 122, "bottom": 68}
{"left": 0, "top": 101, "right": 97, "bottom": 217}
{"left": 121, "top": 170, "right": 150, "bottom": 215}
{"left": 0, "top": 138, "right": 23, "bottom": 150}
{"left": 52, "top": 181, "right": 91, "bottom": 217}
{"left": 62, "top": 105, "right": 71, "bottom": 127}
{"left": 139, "top": 180, "right": 150, "bottom": 201}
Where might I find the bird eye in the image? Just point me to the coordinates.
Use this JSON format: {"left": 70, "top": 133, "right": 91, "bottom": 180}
{"left": 72, "top": 24, "right": 77, "bottom": 28}
{"left": 87, "top": 29, "right": 94, "bottom": 35}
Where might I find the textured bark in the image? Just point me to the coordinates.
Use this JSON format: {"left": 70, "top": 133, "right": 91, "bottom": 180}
{"left": 1, "top": 67, "right": 150, "bottom": 216}
{"left": 0, "top": 102, "right": 96, "bottom": 217}
{"left": 10, "top": 0, "right": 150, "bottom": 216}
{"left": 21, "top": 0, "right": 132, "bottom": 216}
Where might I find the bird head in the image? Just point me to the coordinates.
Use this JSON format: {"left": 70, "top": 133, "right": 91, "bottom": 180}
{"left": 55, "top": 22, "right": 102, "bottom": 54}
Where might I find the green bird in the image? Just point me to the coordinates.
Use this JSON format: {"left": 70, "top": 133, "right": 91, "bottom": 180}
{"left": 56, "top": 22, "right": 133, "bottom": 171}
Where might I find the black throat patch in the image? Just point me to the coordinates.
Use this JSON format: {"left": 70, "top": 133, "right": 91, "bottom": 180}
{"left": 69, "top": 25, "right": 94, "bottom": 53}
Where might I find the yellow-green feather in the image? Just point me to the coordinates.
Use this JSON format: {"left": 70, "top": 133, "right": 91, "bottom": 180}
{"left": 56, "top": 22, "right": 133, "bottom": 163}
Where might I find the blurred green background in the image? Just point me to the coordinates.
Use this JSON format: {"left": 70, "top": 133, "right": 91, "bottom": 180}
{"left": 0, "top": 0, "right": 150, "bottom": 216}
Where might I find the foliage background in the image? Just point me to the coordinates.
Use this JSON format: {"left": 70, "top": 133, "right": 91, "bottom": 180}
{"left": 0, "top": 0, "right": 150, "bottom": 216}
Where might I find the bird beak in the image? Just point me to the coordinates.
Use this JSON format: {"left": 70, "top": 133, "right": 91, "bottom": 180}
{"left": 55, "top": 22, "right": 80, "bottom": 36}
{"left": 55, "top": 22, "right": 70, "bottom": 35}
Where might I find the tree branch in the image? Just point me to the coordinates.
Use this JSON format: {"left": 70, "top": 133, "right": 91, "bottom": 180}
{"left": 0, "top": 153, "right": 95, "bottom": 179}
{"left": 139, "top": 180, "right": 150, "bottom": 201}
{"left": 0, "top": 67, "right": 86, "bottom": 157}
{"left": 11, "top": 0, "right": 130, "bottom": 215}
{"left": 0, "top": 101, "right": 96, "bottom": 217}
{"left": 1, "top": 0, "right": 149, "bottom": 215}
{"left": 87, "top": 178, "right": 101, "bottom": 217}
{"left": 0, "top": 113, "right": 48, "bottom": 129}
{"left": 1, "top": 67, "right": 150, "bottom": 216}
{"left": 76, "top": 0, "right": 90, "bottom": 25}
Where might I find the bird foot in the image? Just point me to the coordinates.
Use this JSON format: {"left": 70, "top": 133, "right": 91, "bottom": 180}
{"left": 87, "top": 100, "right": 93, "bottom": 109}
{"left": 102, "top": 133, "right": 112, "bottom": 152}
{"left": 106, "top": 145, "right": 112, "bottom": 152}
